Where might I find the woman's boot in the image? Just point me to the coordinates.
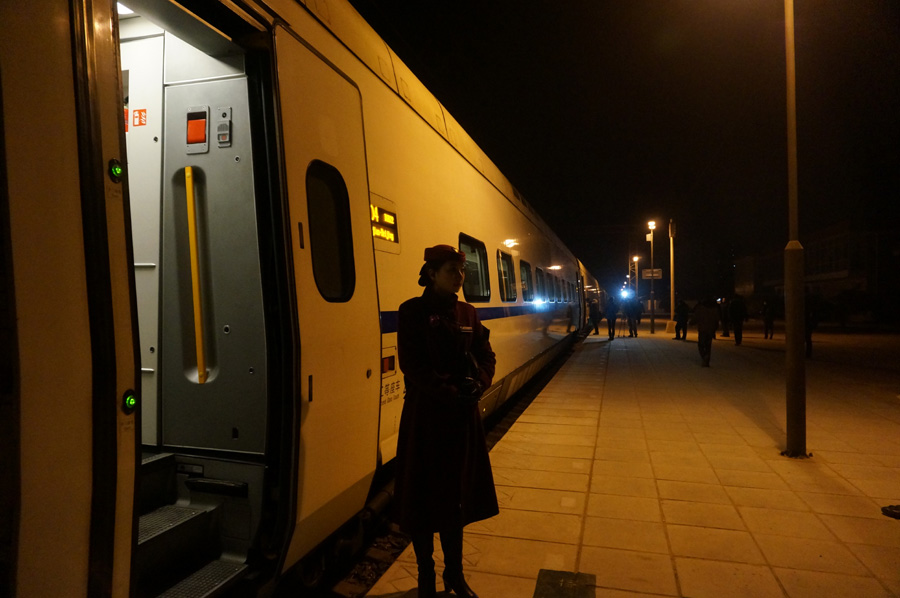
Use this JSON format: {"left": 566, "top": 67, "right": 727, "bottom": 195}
{"left": 411, "top": 533, "right": 436, "bottom": 598}
{"left": 440, "top": 526, "right": 478, "bottom": 598}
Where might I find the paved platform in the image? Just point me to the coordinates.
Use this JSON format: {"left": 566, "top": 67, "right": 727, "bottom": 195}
{"left": 365, "top": 321, "right": 900, "bottom": 597}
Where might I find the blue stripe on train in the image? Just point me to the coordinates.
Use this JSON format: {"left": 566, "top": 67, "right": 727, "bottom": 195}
{"left": 379, "top": 303, "right": 568, "bottom": 334}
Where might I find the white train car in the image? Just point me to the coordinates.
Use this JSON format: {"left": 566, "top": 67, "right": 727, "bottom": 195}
{"left": 0, "top": 0, "right": 601, "bottom": 596}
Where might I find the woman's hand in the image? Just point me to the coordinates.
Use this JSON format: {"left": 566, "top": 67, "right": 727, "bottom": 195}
{"left": 458, "top": 377, "right": 484, "bottom": 403}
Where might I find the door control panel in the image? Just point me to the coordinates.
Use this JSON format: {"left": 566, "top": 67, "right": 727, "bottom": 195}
{"left": 186, "top": 106, "right": 209, "bottom": 154}
{"left": 216, "top": 107, "right": 232, "bottom": 148}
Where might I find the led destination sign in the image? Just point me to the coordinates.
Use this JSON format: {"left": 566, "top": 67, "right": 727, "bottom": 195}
{"left": 371, "top": 205, "right": 399, "bottom": 243}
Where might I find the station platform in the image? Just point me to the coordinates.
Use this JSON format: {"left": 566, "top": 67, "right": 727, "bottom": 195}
{"left": 364, "top": 321, "right": 900, "bottom": 598}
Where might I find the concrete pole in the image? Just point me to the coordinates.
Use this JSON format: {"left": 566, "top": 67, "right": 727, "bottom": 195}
{"left": 783, "top": 0, "right": 807, "bottom": 458}
{"left": 649, "top": 228, "right": 655, "bottom": 334}
{"left": 634, "top": 259, "right": 639, "bottom": 298}
{"left": 669, "top": 219, "right": 675, "bottom": 321}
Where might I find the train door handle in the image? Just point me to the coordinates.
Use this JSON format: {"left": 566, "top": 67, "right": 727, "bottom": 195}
{"left": 185, "top": 166, "right": 208, "bottom": 384}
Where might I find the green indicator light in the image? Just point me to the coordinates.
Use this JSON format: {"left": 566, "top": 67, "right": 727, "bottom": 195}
{"left": 122, "top": 390, "right": 137, "bottom": 414}
{"left": 108, "top": 159, "right": 124, "bottom": 182}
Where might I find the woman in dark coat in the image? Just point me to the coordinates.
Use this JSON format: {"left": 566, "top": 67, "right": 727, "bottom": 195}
{"left": 394, "top": 244, "right": 498, "bottom": 598}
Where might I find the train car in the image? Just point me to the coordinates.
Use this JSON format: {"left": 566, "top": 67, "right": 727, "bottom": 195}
{"left": 0, "top": 0, "right": 602, "bottom": 596}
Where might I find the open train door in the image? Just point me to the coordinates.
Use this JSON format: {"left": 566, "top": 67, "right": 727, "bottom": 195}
{"left": 2, "top": 1, "right": 139, "bottom": 596}
{"left": 275, "top": 28, "right": 382, "bottom": 567}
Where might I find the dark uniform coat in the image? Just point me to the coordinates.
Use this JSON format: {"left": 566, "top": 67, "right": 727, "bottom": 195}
{"left": 393, "top": 286, "right": 498, "bottom": 534}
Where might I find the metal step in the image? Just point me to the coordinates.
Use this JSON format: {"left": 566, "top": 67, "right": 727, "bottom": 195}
{"left": 156, "top": 560, "right": 248, "bottom": 598}
{"left": 139, "top": 451, "right": 177, "bottom": 514}
{"left": 139, "top": 504, "right": 208, "bottom": 544}
{"left": 136, "top": 505, "right": 220, "bottom": 595}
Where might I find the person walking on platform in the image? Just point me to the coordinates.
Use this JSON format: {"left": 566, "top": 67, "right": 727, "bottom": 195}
{"left": 674, "top": 300, "right": 690, "bottom": 340}
{"left": 719, "top": 297, "right": 731, "bottom": 337}
{"left": 805, "top": 288, "right": 820, "bottom": 358}
{"left": 394, "top": 244, "right": 498, "bottom": 598}
{"left": 762, "top": 300, "right": 776, "bottom": 339}
{"left": 605, "top": 296, "right": 618, "bottom": 340}
{"left": 589, "top": 298, "right": 601, "bottom": 335}
{"left": 691, "top": 297, "right": 719, "bottom": 367}
{"left": 729, "top": 295, "right": 748, "bottom": 345}
{"left": 625, "top": 296, "right": 641, "bottom": 337}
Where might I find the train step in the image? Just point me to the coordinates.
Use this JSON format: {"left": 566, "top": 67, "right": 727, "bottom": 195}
{"left": 156, "top": 559, "right": 248, "bottom": 598}
{"left": 139, "top": 451, "right": 177, "bottom": 514}
{"left": 136, "top": 504, "right": 221, "bottom": 596}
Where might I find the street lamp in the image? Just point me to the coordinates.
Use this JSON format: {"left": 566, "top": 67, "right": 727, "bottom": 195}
{"left": 669, "top": 219, "right": 676, "bottom": 326}
{"left": 647, "top": 221, "right": 656, "bottom": 334}
{"left": 632, "top": 256, "right": 640, "bottom": 299}
{"left": 783, "top": 0, "right": 807, "bottom": 458}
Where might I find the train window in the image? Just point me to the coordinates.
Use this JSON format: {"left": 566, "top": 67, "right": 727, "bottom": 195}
{"left": 306, "top": 160, "right": 356, "bottom": 302}
{"left": 535, "top": 268, "right": 545, "bottom": 302}
{"left": 548, "top": 275, "right": 556, "bottom": 303}
{"left": 519, "top": 260, "right": 534, "bottom": 302}
{"left": 555, "top": 276, "right": 562, "bottom": 302}
{"left": 497, "top": 251, "right": 516, "bottom": 302}
{"left": 459, "top": 234, "right": 490, "bottom": 302}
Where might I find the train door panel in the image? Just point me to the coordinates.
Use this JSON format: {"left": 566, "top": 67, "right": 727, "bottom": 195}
{"left": 159, "top": 41, "right": 268, "bottom": 454}
{"left": 121, "top": 32, "right": 164, "bottom": 444}
{"left": 275, "top": 27, "right": 380, "bottom": 560}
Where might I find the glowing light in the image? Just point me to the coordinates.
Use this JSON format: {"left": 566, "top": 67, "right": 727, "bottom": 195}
{"left": 503, "top": 239, "right": 519, "bottom": 248}
{"left": 633, "top": 256, "right": 639, "bottom": 262}
{"left": 648, "top": 221, "right": 656, "bottom": 230}
{"left": 548, "top": 265, "right": 562, "bottom": 270}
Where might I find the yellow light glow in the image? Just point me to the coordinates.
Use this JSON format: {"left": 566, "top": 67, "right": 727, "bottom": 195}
{"left": 548, "top": 265, "right": 562, "bottom": 270}
{"left": 633, "top": 256, "right": 639, "bottom": 262}
{"left": 503, "top": 238, "right": 519, "bottom": 248}
{"left": 648, "top": 221, "right": 656, "bottom": 230}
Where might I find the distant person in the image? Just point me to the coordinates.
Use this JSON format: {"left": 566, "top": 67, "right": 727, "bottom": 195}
{"left": 395, "top": 244, "right": 498, "bottom": 598}
{"left": 805, "top": 288, "right": 820, "bottom": 358}
{"left": 625, "top": 297, "right": 640, "bottom": 337}
{"left": 719, "top": 298, "right": 731, "bottom": 337}
{"left": 691, "top": 297, "right": 719, "bottom": 367}
{"left": 589, "top": 299, "right": 601, "bottom": 335}
{"left": 674, "top": 300, "right": 690, "bottom": 340}
{"left": 729, "top": 295, "right": 748, "bottom": 345}
{"left": 762, "top": 300, "right": 776, "bottom": 339}
{"left": 605, "top": 296, "right": 618, "bottom": 340}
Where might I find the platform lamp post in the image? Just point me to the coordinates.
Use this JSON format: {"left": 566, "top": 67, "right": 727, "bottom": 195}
{"left": 633, "top": 256, "right": 640, "bottom": 299}
{"left": 669, "top": 219, "right": 676, "bottom": 325}
{"left": 783, "top": 0, "right": 807, "bottom": 458}
{"left": 647, "top": 221, "right": 656, "bottom": 334}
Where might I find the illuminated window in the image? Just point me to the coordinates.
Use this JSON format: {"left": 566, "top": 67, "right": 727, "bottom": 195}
{"left": 519, "top": 260, "right": 534, "bottom": 302}
{"left": 306, "top": 160, "right": 355, "bottom": 302}
{"left": 497, "top": 251, "right": 516, "bottom": 302}
{"left": 535, "top": 267, "right": 546, "bottom": 302}
{"left": 459, "top": 233, "right": 490, "bottom": 302}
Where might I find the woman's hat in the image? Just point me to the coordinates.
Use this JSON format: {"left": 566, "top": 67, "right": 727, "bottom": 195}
{"left": 418, "top": 244, "right": 466, "bottom": 286}
{"left": 423, "top": 244, "right": 465, "bottom": 263}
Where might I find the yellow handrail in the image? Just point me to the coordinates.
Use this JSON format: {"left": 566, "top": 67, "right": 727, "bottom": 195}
{"left": 184, "top": 166, "right": 207, "bottom": 384}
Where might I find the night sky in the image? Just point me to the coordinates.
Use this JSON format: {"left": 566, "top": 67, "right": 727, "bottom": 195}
{"left": 348, "top": 0, "right": 900, "bottom": 299}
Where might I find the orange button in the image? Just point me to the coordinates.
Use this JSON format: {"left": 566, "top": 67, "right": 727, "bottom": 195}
{"left": 187, "top": 119, "right": 206, "bottom": 144}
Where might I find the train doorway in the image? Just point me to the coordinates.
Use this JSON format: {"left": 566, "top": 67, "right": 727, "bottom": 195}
{"left": 120, "top": 5, "right": 289, "bottom": 595}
